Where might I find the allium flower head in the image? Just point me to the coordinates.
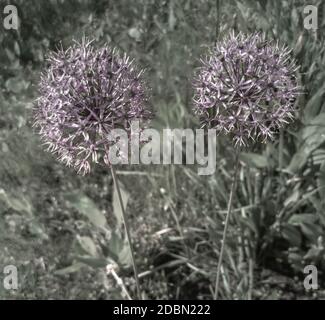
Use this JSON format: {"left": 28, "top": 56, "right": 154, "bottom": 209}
{"left": 193, "top": 32, "right": 301, "bottom": 146}
{"left": 33, "top": 39, "right": 153, "bottom": 174}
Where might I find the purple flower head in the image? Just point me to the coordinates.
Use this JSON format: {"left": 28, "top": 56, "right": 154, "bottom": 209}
{"left": 193, "top": 32, "right": 301, "bottom": 146}
{"left": 33, "top": 39, "right": 153, "bottom": 174}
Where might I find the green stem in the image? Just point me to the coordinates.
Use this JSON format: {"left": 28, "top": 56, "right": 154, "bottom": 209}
{"left": 110, "top": 166, "right": 142, "bottom": 300}
{"left": 278, "top": 128, "right": 284, "bottom": 171}
{"left": 215, "top": 0, "right": 220, "bottom": 44}
{"left": 214, "top": 148, "right": 240, "bottom": 299}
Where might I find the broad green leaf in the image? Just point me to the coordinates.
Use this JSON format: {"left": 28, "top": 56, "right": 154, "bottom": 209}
{"left": 288, "top": 113, "right": 325, "bottom": 172}
{"left": 28, "top": 223, "right": 49, "bottom": 241}
{"left": 240, "top": 152, "right": 268, "bottom": 169}
{"left": 301, "top": 113, "right": 325, "bottom": 155}
{"left": 74, "top": 256, "right": 110, "bottom": 268}
{"left": 107, "top": 231, "right": 131, "bottom": 268}
{"left": 300, "top": 223, "right": 322, "bottom": 242}
{"left": 288, "top": 213, "right": 317, "bottom": 225}
{"left": 308, "top": 195, "right": 325, "bottom": 224}
{"left": 117, "top": 241, "right": 132, "bottom": 268}
{"left": 304, "top": 247, "right": 324, "bottom": 260}
{"left": 284, "top": 189, "right": 300, "bottom": 207}
{"left": 107, "top": 231, "right": 124, "bottom": 261}
{"left": 65, "top": 192, "right": 107, "bottom": 229}
{"left": 76, "top": 235, "right": 98, "bottom": 257}
{"left": 54, "top": 263, "right": 84, "bottom": 275}
{"left": 5, "top": 77, "right": 29, "bottom": 94}
{"left": 287, "top": 148, "right": 309, "bottom": 173}
{"left": 288, "top": 213, "right": 322, "bottom": 241}
{"left": 113, "top": 181, "right": 129, "bottom": 227}
{"left": 0, "top": 188, "right": 33, "bottom": 216}
{"left": 288, "top": 252, "right": 304, "bottom": 271}
{"left": 280, "top": 224, "right": 301, "bottom": 247}
{"left": 303, "top": 84, "right": 325, "bottom": 121}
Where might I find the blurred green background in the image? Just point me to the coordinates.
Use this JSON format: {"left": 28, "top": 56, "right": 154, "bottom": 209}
{"left": 0, "top": 0, "right": 325, "bottom": 299}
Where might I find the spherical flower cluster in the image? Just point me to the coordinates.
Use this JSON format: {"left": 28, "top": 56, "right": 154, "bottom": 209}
{"left": 193, "top": 32, "right": 300, "bottom": 146}
{"left": 33, "top": 39, "right": 153, "bottom": 174}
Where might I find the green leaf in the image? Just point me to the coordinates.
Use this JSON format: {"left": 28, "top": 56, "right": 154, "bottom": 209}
{"left": 112, "top": 181, "right": 129, "bottom": 227}
{"left": 0, "top": 188, "right": 33, "bottom": 216}
{"left": 304, "top": 247, "right": 324, "bottom": 260}
{"left": 76, "top": 235, "right": 98, "bottom": 257}
{"left": 237, "top": 215, "right": 258, "bottom": 235}
{"left": 317, "top": 161, "right": 325, "bottom": 200}
{"left": 14, "top": 41, "right": 20, "bottom": 56}
{"left": 284, "top": 189, "right": 300, "bottom": 207}
{"left": 301, "top": 113, "right": 325, "bottom": 155}
{"left": 236, "top": 1, "right": 250, "bottom": 20}
{"left": 288, "top": 213, "right": 317, "bottom": 225}
{"left": 291, "top": 7, "right": 299, "bottom": 28}
{"left": 168, "top": 0, "right": 177, "bottom": 31}
{"left": 74, "top": 256, "right": 110, "bottom": 268}
{"left": 300, "top": 223, "right": 322, "bottom": 242}
{"left": 288, "top": 214, "right": 322, "bottom": 241}
{"left": 107, "top": 231, "right": 131, "bottom": 268}
{"left": 288, "top": 113, "right": 325, "bottom": 172}
{"left": 117, "top": 241, "right": 132, "bottom": 268}
{"left": 54, "top": 263, "right": 84, "bottom": 275}
{"left": 308, "top": 195, "right": 325, "bottom": 228}
{"left": 5, "top": 77, "right": 29, "bottom": 94}
{"left": 240, "top": 152, "right": 268, "bottom": 169}
{"left": 5, "top": 48, "right": 15, "bottom": 62}
{"left": 303, "top": 84, "right": 325, "bottom": 121}
{"left": 287, "top": 149, "right": 309, "bottom": 173}
{"left": 288, "top": 252, "right": 304, "bottom": 270}
{"left": 65, "top": 192, "right": 107, "bottom": 229}
{"left": 280, "top": 224, "right": 302, "bottom": 247}
{"left": 107, "top": 231, "right": 123, "bottom": 260}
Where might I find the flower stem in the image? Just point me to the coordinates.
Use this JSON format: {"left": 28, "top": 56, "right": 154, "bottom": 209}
{"left": 214, "top": 148, "right": 240, "bottom": 299}
{"left": 110, "top": 166, "right": 142, "bottom": 300}
{"left": 215, "top": 0, "right": 220, "bottom": 44}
